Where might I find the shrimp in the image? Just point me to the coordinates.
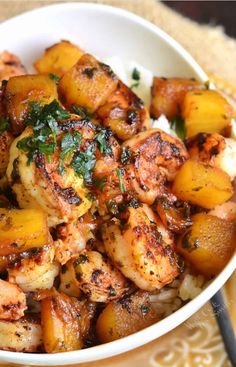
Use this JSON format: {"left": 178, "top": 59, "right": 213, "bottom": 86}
{"left": 0, "top": 131, "right": 14, "bottom": 178}
{"left": 54, "top": 220, "right": 88, "bottom": 264}
{"left": 8, "top": 245, "right": 59, "bottom": 293}
{"left": 0, "top": 279, "right": 26, "bottom": 320}
{"left": 7, "top": 116, "right": 95, "bottom": 227}
{"left": 186, "top": 132, "right": 236, "bottom": 179}
{"left": 102, "top": 204, "right": 180, "bottom": 291}
{"left": 209, "top": 201, "right": 236, "bottom": 221}
{"left": 0, "top": 314, "right": 43, "bottom": 352}
{"left": 123, "top": 128, "right": 189, "bottom": 205}
{"left": 70, "top": 250, "right": 128, "bottom": 302}
{"left": 97, "top": 81, "right": 150, "bottom": 141}
{"left": 0, "top": 51, "right": 25, "bottom": 81}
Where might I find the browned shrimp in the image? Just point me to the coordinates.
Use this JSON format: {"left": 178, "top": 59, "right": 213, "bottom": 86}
{"left": 186, "top": 132, "right": 236, "bottom": 179}
{"left": 0, "top": 51, "right": 25, "bottom": 81}
{"left": 123, "top": 128, "right": 189, "bottom": 205}
{"left": 0, "top": 279, "right": 26, "bottom": 320}
{"left": 102, "top": 204, "right": 179, "bottom": 291}
{"left": 97, "top": 81, "right": 150, "bottom": 141}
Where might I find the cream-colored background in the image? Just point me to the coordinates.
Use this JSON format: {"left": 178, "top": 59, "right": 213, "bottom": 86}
{"left": 0, "top": 1, "right": 235, "bottom": 366}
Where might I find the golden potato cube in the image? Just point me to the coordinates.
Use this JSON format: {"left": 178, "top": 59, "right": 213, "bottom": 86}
{"left": 172, "top": 160, "right": 233, "bottom": 209}
{"left": 182, "top": 90, "right": 233, "bottom": 137}
{"left": 177, "top": 214, "right": 236, "bottom": 277}
{"left": 58, "top": 53, "right": 118, "bottom": 112}
{"left": 0, "top": 208, "right": 51, "bottom": 255}
{"left": 34, "top": 40, "right": 84, "bottom": 76}
{"left": 41, "top": 292, "right": 95, "bottom": 353}
{"left": 96, "top": 291, "right": 159, "bottom": 343}
{"left": 5, "top": 75, "right": 58, "bottom": 135}
{"left": 150, "top": 77, "right": 203, "bottom": 119}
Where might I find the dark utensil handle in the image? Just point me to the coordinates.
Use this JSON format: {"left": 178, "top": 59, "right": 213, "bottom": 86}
{"left": 211, "top": 290, "right": 236, "bottom": 367}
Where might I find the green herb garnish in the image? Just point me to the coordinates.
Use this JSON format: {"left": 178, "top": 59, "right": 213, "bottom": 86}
{"left": 49, "top": 73, "right": 60, "bottom": 83}
{"left": 0, "top": 116, "right": 10, "bottom": 135}
{"left": 130, "top": 82, "right": 139, "bottom": 89}
{"left": 120, "top": 146, "right": 131, "bottom": 165}
{"left": 116, "top": 168, "right": 125, "bottom": 193}
{"left": 17, "top": 100, "right": 70, "bottom": 164}
{"left": 72, "top": 143, "right": 96, "bottom": 185}
{"left": 94, "top": 127, "right": 113, "bottom": 156}
{"left": 132, "top": 67, "right": 140, "bottom": 81}
{"left": 170, "top": 116, "right": 186, "bottom": 140}
{"left": 72, "top": 105, "right": 94, "bottom": 119}
{"left": 94, "top": 176, "right": 107, "bottom": 192}
{"left": 58, "top": 131, "right": 82, "bottom": 174}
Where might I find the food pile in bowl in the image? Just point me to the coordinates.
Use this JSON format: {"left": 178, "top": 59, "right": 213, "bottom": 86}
{"left": 0, "top": 39, "right": 235, "bottom": 353}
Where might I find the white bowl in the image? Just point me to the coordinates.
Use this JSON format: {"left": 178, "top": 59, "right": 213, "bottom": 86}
{"left": 0, "top": 2, "right": 235, "bottom": 366}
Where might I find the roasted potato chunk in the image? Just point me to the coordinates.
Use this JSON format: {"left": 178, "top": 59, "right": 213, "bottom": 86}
{"left": 58, "top": 54, "right": 118, "bottom": 112}
{"left": 41, "top": 291, "right": 95, "bottom": 353}
{"left": 5, "top": 74, "right": 58, "bottom": 135}
{"left": 0, "top": 315, "right": 43, "bottom": 352}
{"left": 172, "top": 160, "right": 233, "bottom": 209}
{"left": 150, "top": 77, "right": 203, "bottom": 119}
{"left": 0, "top": 51, "right": 25, "bottom": 81}
{"left": 0, "top": 208, "right": 51, "bottom": 255}
{"left": 182, "top": 90, "right": 233, "bottom": 138}
{"left": 34, "top": 40, "right": 84, "bottom": 76}
{"left": 96, "top": 291, "right": 159, "bottom": 343}
{"left": 177, "top": 214, "right": 236, "bottom": 277}
{"left": 97, "top": 81, "right": 150, "bottom": 140}
{"left": 72, "top": 250, "right": 128, "bottom": 302}
{"left": 0, "top": 131, "right": 14, "bottom": 177}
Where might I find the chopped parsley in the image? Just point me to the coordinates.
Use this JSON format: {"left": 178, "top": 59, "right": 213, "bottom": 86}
{"left": 58, "top": 131, "right": 82, "bottom": 174}
{"left": 72, "top": 143, "right": 96, "bottom": 185}
{"left": 72, "top": 105, "right": 94, "bottom": 119}
{"left": 93, "top": 176, "right": 107, "bottom": 192}
{"left": 120, "top": 146, "right": 131, "bottom": 165}
{"left": 130, "top": 67, "right": 141, "bottom": 89}
{"left": 132, "top": 67, "right": 141, "bottom": 81}
{"left": 170, "top": 116, "right": 186, "bottom": 140}
{"left": 17, "top": 100, "right": 70, "bottom": 164}
{"left": 130, "top": 82, "right": 139, "bottom": 90}
{"left": 49, "top": 73, "right": 60, "bottom": 83}
{"left": 0, "top": 116, "right": 10, "bottom": 135}
{"left": 116, "top": 168, "right": 125, "bottom": 193}
{"left": 94, "top": 127, "right": 113, "bottom": 156}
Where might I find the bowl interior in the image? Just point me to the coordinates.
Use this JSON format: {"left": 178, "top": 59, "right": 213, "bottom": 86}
{"left": 0, "top": 2, "right": 235, "bottom": 366}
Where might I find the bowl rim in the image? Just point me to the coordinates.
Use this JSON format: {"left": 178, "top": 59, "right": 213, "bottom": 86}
{"left": 0, "top": 2, "right": 235, "bottom": 365}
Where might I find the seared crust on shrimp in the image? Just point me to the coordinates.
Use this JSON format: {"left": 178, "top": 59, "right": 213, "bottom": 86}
{"left": 102, "top": 204, "right": 179, "bottom": 291}
{"left": 0, "top": 51, "right": 25, "bottom": 81}
{"left": 186, "top": 132, "right": 236, "bottom": 179}
{"left": 186, "top": 133, "right": 226, "bottom": 164}
{"left": 7, "top": 117, "right": 95, "bottom": 226}
{"left": 123, "top": 128, "right": 189, "bottom": 204}
{"left": 8, "top": 245, "right": 59, "bottom": 292}
{"left": 97, "top": 81, "right": 150, "bottom": 141}
{"left": 0, "top": 314, "right": 43, "bottom": 352}
{"left": 71, "top": 250, "right": 128, "bottom": 302}
{"left": 0, "top": 279, "right": 27, "bottom": 320}
{"left": 0, "top": 131, "right": 14, "bottom": 177}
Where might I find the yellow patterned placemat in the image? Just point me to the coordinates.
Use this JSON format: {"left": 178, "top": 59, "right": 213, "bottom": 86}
{"left": 0, "top": 1, "right": 235, "bottom": 366}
